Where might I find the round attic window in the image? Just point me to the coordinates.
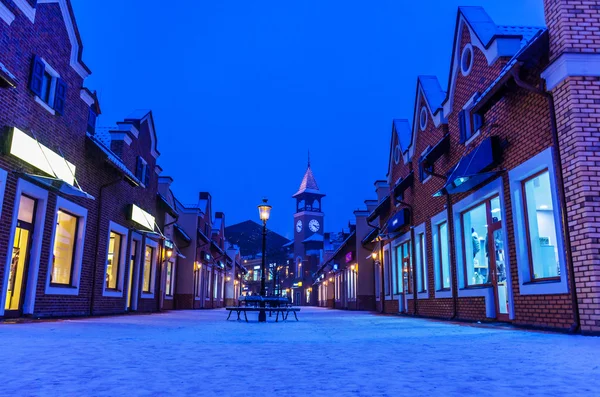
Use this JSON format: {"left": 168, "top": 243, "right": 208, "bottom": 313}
{"left": 419, "top": 106, "right": 428, "bottom": 131}
{"left": 393, "top": 144, "right": 401, "bottom": 165}
{"left": 461, "top": 44, "right": 474, "bottom": 76}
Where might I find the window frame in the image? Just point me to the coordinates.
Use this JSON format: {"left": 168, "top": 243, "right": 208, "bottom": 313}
{"left": 509, "top": 148, "right": 568, "bottom": 295}
{"left": 431, "top": 210, "right": 452, "bottom": 299}
{"left": 164, "top": 260, "right": 175, "bottom": 298}
{"left": 45, "top": 196, "right": 87, "bottom": 296}
{"left": 414, "top": 222, "right": 428, "bottom": 299}
{"left": 383, "top": 244, "right": 391, "bottom": 297}
{"left": 32, "top": 58, "right": 61, "bottom": 115}
{"left": 141, "top": 238, "right": 158, "bottom": 297}
{"left": 103, "top": 221, "right": 129, "bottom": 297}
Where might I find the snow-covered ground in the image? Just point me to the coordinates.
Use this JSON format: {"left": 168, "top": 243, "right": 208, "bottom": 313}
{"left": 1, "top": 308, "right": 599, "bottom": 396}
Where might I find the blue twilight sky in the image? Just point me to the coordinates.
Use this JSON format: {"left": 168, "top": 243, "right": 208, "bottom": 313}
{"left": 71, "top": 0, "right": 545, "bottom": 239}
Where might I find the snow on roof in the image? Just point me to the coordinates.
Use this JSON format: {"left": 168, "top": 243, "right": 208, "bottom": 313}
{"left": 419, "top": 76, "right": 446, "bottom": 113}
{"left": 86, "top": 132, "right": 141, "bottom": 185}
{"left": 95, "top": 126, "right": 115, "bottom": 148}
{"left": 459, "top": 6, "right": 498, "bottom": 47}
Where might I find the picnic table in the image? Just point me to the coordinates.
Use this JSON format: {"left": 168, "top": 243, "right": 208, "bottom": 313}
{"left": 226, "top": 296, "right": 300, "bottom": 322}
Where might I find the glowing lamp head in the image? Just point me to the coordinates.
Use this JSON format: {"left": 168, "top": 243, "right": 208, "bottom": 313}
{"left": 372, "top": 252, "right": 378, "bottom": 260}
{"left": 258, "top": 198, "right": 272, "bottom": 222}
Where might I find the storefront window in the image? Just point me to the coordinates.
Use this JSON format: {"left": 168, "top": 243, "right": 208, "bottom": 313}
{"left": 416, "top": 233, "right": 426, "bottom": 292}
{"left": 165, "top": 262, "right": 174, "bottom": 296}
{"left": 142, "top": 245, "right": 153, "bottom": 293}
{"left": 383, "top": 249, "right": 390, "bottom": 296}
{"left": 438, "top": 222, "right": 450, "bottom": 289}
{"left": 213, "top": 272, "right": 219, "bottom": 299}
{"left": 106, "top": 232, "right": 122, "bottom": 290}
{"left": 462, "top": 203, "right": 489, "bottom": 286}
{"left": 51, "top": 210, "right": 78, "bottom": 286}
{"left": 523, "top": 170, "right": 559, "bottom": 280}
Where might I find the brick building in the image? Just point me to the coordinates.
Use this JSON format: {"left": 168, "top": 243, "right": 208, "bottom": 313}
{"left": 365, "top": 2, "right": 600, "bottom": 334}
{"left": 0, "top": 0, "right": 234, "bottom": 319}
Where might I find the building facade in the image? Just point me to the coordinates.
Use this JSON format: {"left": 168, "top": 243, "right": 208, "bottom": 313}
{"left": 363, "top": 2, "right": 600, "bottom": 334}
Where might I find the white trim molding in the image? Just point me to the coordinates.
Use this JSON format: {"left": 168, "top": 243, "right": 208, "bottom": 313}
{"left": 45, "top": 196, "right": 88, "bottom": 296}
{"left": 12, "top": 0, "right": 36, "bottom": 22}
{"left": 0, "top": 179, "right": 48, "bottom": 316}
{"left": 140, "top": 237, "right": 159, "bottom": 298}
{"left": 0, "top": 2, "right": 16, "bottom": 25}
{"left": 126, "top": 232, "right": 143, "bottom": 311}
{"left": 431, "top": 209, "right": 452, "bottom": 299}
{"left": 414, "top": 223, "right": 429, "bottom": 300}
{"left": 452, "top": 177, "right": 514, "bottom": 319}
{"left": 542, "top": 53, "right": 600, "bottom": 91}
{"left": 102, "top": 221, "right": 130, "bottom": 298}
{"left": 80, "top": 89, "right": 95, "bottom": 106}
{"left": 508, "top": 148, "right": 569, "bottom": 295}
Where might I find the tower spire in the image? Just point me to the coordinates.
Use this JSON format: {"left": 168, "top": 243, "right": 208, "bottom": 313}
{"left": 308, "top": 150, "right": 311, "bottom": 168}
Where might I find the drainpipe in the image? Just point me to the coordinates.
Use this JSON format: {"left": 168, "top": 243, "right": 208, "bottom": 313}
{"left": 511, "top": 67, "right": 580, "bottom": 333}
{"left": 90, "top": 176, "right": 124, "bottom": 316}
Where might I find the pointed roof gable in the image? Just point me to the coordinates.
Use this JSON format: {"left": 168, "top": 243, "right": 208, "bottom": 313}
{"left": 387, "top": 119, "right": 411, "bottom": 179}
{"left": 125, "top": 110, "right": 160, "bottom": 159}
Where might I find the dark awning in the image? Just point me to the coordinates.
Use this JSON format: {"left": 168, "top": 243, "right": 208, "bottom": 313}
{"left": 197, "top": 228, "right": 210, "bottom": 243}
{"left": 367, "top": 196, "right": 391, "bottom": 223}
{"left": 157, "top": 193, "right": 178, "bottom": 218}
{"left": 210, "top": 240, "right": 224, "bottom": 255}
{"left": 24, "top": 174, "right": 94, "bottom": 200}
{"left": 387, "top": 208, "right": 410, "bottom": 233}
{"left": 422, "top": 134, "right": 450, "bottom": 167}
{"left": 393, "top": 171, "right": 414, "bottom": 200}
{"left": 0, "top": 63, "right": 17, "bottom": 88}
{"left": 361, "top": 227, "right": 379, "bottom": 246}
{"left": 434, "top": 136, "right": 503, "bottom": 197}
{"left": 174, "top": 224, "right": 191, "bottom": 244}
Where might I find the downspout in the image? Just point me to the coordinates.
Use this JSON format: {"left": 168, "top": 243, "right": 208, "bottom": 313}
{"left": 90, "top": 176, "right": 124, "bottom": 316}
{"left": 511, "top": 67, "right": 580, "bottom": 333}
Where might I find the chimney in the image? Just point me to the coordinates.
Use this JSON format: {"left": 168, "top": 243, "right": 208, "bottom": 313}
{"left": 374, "top": 180, "right": 389, "bottom": 203}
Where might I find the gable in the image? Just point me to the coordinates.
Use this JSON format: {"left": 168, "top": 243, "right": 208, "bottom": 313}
{"left": 387, "top": 119, "right": 411, "bottom": 183}
{"left": 125, "top": 110, "right": 160, "bottom": 159}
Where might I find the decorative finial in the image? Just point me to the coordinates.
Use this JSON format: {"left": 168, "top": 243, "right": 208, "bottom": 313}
{"left": 308, "top": 150, "right": 311, "bottom": 168}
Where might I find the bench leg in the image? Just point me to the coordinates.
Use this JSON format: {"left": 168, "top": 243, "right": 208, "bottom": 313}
{"left": 284, "top": 311, "right": 289, "bottom": 321}
{"left": 227, "top": 310, "right": 232, "bottom": 320}
{"left": 244, "top": 311, "right": 249, "bottom": 323}
{"left": 293, "top": 311, "right": 298, "bottom": 321}
{"left": 275, "top": 311, "right": 279, "bottom": 322}
{"left": 237, "top": 310, "right": 241, "bottom": 321}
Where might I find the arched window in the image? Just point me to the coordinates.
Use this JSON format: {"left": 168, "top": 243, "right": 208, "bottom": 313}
{"left": 297, "top": 200, "right": 305, "bottom": 211}
{"left": 313, "top": 200, "right": 320, "bottom": 210}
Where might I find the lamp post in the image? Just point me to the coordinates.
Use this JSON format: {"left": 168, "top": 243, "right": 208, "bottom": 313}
{"left": 257, "top": 198, "right": 272, "bottom": 322}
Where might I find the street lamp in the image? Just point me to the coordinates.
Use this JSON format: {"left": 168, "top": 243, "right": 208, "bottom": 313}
{"left": 257, "top": 198, "right": 272, "bottom": 322}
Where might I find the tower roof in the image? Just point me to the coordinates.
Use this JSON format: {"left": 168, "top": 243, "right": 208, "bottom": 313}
{"left": 293, "top": 154, "right": 324, "bottom": 198}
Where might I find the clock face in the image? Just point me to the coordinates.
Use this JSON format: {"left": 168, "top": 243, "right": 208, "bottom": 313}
{"left": 296, "top": 220, "right": 303, "bottom": 233}
{"left": 309, "top": 219, "right": 320, "bottom": 233}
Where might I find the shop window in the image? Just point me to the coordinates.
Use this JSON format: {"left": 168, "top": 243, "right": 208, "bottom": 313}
{"left": 142, "top": 245, "right": 155, "bottom": 293}
{"left": 194, "top": 264, "right": 202, "bottom": 298}
{"left": 509, "top": 148, "right": 568, "bottom": 295}
{"left": 29, "top": 56, "right": 67, "bottom": 115}
{"left": 523, "top": 170, "right": 560, "bottom": 280}
{"left": 165, "top": 262, "right": 174, "bottom": 297}
{"left": 50, "top": 210, "right": 79, "bottom": 286}
{"left": 394, "top": 240, "right": 410, "bottom": 294}
{"left": 415, "top": 231, "right": 426, "bottom": 293}
{"left": 434, "top": 221, "right": 451, "bottom": 290}
{"left": 106, "top": 232, "right": 122, "bottom": 290}
{"left": 213, "top": 272, "right": 219, "bottom": 299}
{"left": 383, "top": 247, "right": 391, "bottom": 296}
{"left": 206, "top": 268, "right": 212, "bottom": 298}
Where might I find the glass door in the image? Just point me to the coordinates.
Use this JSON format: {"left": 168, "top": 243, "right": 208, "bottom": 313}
{"left": 4, "top": 195, "right": 37, "bottom": 317}
{"left": 489, "top": 223, "right": 509, "bottom": 320}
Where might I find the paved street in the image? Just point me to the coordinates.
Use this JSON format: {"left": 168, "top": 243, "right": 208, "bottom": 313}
{"left": 1, "top": 308, "right": 599, "bottom": 396}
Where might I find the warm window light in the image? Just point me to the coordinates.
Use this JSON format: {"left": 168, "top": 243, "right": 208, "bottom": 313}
{"left": 372, "top": 252, "right": 378, "bottom": 260}
{"left": 257, "top": 198, "right": 272, "bottom": 222}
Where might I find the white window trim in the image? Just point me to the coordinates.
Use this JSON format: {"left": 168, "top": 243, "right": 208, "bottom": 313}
{"left": 452, "top": 177, "right": 513, "bottom": 319}
{"left": 374, "top": 260, "right": 381, "bottom": 301}
{"left": 34, "top": 58, "right": 60, "bottom": 115}
{"left": 45, "top": 196, "right": 87, "bottom": 296}
{"left": 141, "top": 237, "right": 159, "bottom": 298}
{"left": 139, "top": 157, "right": 148, "bottom": 188}
{"left": 0, "top": 179, "right": 48, "bottom": 316}
{"left": 126, "top": 233, "right": 142, "bottom": 311}
{"left": 431, "top": 210, "right": 452, "bottom": 299}
{"left": 102, "top": 221, "right": 129, "bottom": 298}
{"left": 462, "top": 92, "right": 482, "bottom": 145}
{"left": 391, "top": 231, "right": 410, "bottom": 299}
{"left": 383, "top": 243, "right": 392, "bottom": 300}
{"left": 509, "top": 148, "right": 569, "bottom": 295}
{"left": 0, "top": 2, "right": 15, "bottom": 25}
{"left": 164, "top": 259, "right": 175, "bottom": 300}
{"left": 414, "top": 223, "right": 429, "bottom": 300}
{"left": 12, "top": 0, "right": 36, "bottom": 23}
{"left": 194, "top": 264, "right": 203, "bottom": 301}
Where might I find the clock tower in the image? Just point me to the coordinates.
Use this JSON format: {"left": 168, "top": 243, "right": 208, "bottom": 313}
{"left": 292, "top": 154, "right": 325, "bottom": 305}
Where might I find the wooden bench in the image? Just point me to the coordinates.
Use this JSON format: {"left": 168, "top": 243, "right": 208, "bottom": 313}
{"left": 226, "top": 306, "right": 301, "bottom": 322}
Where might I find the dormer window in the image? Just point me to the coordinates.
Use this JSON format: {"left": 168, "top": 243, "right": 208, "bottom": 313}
{"left": 29, "top": 56, "right": 67, "bottom": 115}
{"left": 459, "top": 92, "right": 484, "bottom": 144}
{"left": 135, "top": 156, "right": 150, "bottom": 187}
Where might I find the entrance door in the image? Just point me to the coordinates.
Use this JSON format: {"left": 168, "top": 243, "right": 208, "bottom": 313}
{"left": 489, "top": 222, "right": 509, "bottom": 321}
{"left": 4, "top": 195, "right": 37, "bottom": 317}
{"left": 127, "top": 240, "right": 138, "bottom": 311}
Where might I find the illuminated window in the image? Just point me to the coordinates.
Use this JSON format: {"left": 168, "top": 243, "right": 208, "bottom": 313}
{"left": 106, "top": 232, "right": 122, "bottom": 290}
{"left": 213, "top": 272, "right": 219, "bottom": 299}
{"left": 416, "top": 232, "right": 426, "bottom": 292}
{"left": 142, "top": 245, "right": 154, "bottom": 293}
{"left": 523, "top": 170, "right": 560, "bottom": 280}
{"left": 436, "top": 222, "right": 451, "bottom": 290}
{"left": 165, "top": 262, "right": 174, "bottom": 297}
{"left": 51, "top": 210, "right": 78, "bottom": 286}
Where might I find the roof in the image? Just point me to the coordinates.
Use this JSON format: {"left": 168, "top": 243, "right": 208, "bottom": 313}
{"left": 315, "top": 231, "right": 356, "bottom": 276}
{"left": 303, "top": 234, "right": 324, "bottom": 243}
{"left": 419, "top": 76, "right": 446, "bottom": 113}
{"left": 293, "top": 164, "right": 324, "bottom": 197}
{"left": 361, "top": 228, "right": 379, "bottom": 246}
{"left": 459, "top": 6, "right": 498, "bottom": 48}
{"left": 393, "top": 119, "right": 411, "bottom": 154}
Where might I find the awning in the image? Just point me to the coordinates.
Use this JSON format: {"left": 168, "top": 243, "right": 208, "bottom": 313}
{"left": 434, "top": 136, "right": 503, "bottom": 196}
{"left": 393, "top": 171, "right": 414, "bottom": 200}
{"left": 361, "top": 228, "right": 379, "bottom": 246}
{"left": 197, "top": 228, "right": 210, "bottom": 243}
{"left": 0, "top": 62, "right": 17, "bottom": 88}
{"left": 210, "top": 240, "right": 224, "bottom": 255}
{"left": 157, "top": 193, "right": 178, "bottom": 218}
{"left": 173, "top": 224, "right": 191, "bottom": 244}
{"left": 387, "top": 208, "right": 410, "bottom": 233}
{"left": 367, "top": 196, "right": 391, "bottom": 223}
{"left": 422, "top": 134, "right": 450, "bottom": 167}
{"left": 24, "top": 174, "right": 95, "bottom": 200}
